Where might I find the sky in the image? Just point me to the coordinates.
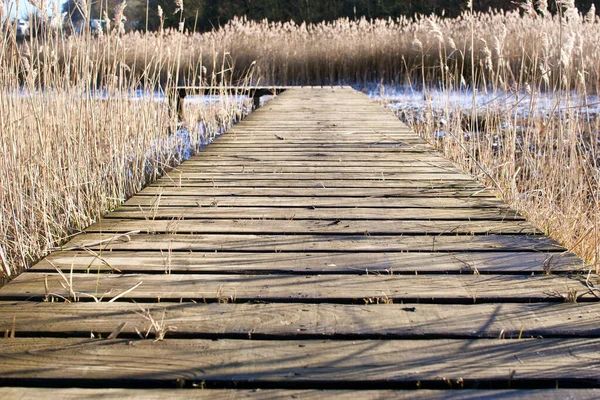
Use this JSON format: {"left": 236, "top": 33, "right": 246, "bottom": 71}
{"left": 5, "top": 0, "right": 63, "bottom": 18}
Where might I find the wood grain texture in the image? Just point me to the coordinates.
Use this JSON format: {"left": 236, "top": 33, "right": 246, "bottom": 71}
{"left": 105, "top": 207, "right": 522, "bottom": 221}
{"left": 0, "top": 273, "right": 592, "bottom": 302}
{"left": 181, "top": 153, "right": 463, "bottom": 161}
{"left": 2, "top": 302, "right": 599, "bottom": 338}
{"left": 2, "top": 388, "right": 599, "bottom": 400}
{"left": 122, "top": 195, "right": 508, "bottom": 208}
{"left": 60, "top": 233, "right": 564, "bottom": 252}
{"left": 151, "top": 179, "right": 483, "bottom": 188}
{"left": 85, "top": 219, "right": 538, "bottom": 235}
{"left": 33, "top": 251, "right": 583, "bottom": 274}
{"left": 1, "top": 338, "right": 600, "bottom": 383}
{"left": 136, "top": 187, "right": 498, "bottom": 198}
{"left": 169, "top": 166, "right": 463, "bottom": 174}
{"left": 157, "top": 172, "right": 474, "bottom": 181}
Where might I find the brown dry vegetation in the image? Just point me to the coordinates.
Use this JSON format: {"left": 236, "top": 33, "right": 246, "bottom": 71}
{"left": 21, "top": 8, "right": 600, "bottom": 90}
{"left": 1, "top": 1, "right": 599, "bottom": 281}
{"left": 0, "top": 7, "right": 252, "bottom": 282}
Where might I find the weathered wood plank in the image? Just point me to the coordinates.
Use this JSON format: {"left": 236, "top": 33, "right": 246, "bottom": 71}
{"left": 206, "top": 140, "right": 427, "bottom": 146}
{"left": 178, "top": 162, "right": 458, "bottom": 169}
{"left": 136, "top": 187, "right": 497, "bottom": 198}
{"left": 85, "top": 219, "right": 538, "bottom": 235}
{"left": 2, "top": 302, "right": 599, "bottom": 338}
{"left": 192, "top": 146, "right": 430, "bottom": 153}
{"left": 182, "top": 158, "right": 462, "bottom": 167}
{"left": 60, "top": 233, "right": 564, "bottom": 252}
{"left": 212, "top": 137, "right": 425, "bottom": 143}
{"left": 1, "top": 273, "right": 591, "bottom": 302}
{"left": 159, "top": 172, "right": 474, "bottom": 181}
{"left": 105, "top": 207, "right": 522, "bottom": 221}
{"left": 221, "top": 128, "right": 417, "bottom": 133}
{"left": 151, "top": 180, "right": 483, "bottom": 189}
{"left": 2, "top": 388, "right": 599, "bottom": 400}
{"left": 122, "top": 196, "right": 507, "bottom": 209}
{"left": 192, "top": 147, "right": 433, "bottom": 154}
{"left": 223, "top": 132, "right": 418, "bottom": 138}
{"left": 170, "top": 166, "right": 463, "bottom": 174}
{"left": 1, "top": 338, "right": 600, "bottom": 384}
{"left": 185, "top": 153, "right": 458, "bottom": 161}
{"left": 33, "top": 251, "right": 583, "bottom": 274}
{"left": 223, "top": 121, "right": 409, "bottom": 126}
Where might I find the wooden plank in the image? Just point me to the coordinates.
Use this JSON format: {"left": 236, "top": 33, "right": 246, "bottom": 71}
{"left": 158, "top": 173, "right": 474, "bottom": 181}
{"left": 151, "top": 180, "right": 483, "bottom": 189}
{"left": 170, "top": 166, "right": 463, "bottom": 174}
{"left": 84, "top": 219, "right": 538, "bottom": 235}
{"left": 209, "top": 132, "right": 417, "bottom": 138}
{"left": 225, "top": 121, "right": 408, "bottom": 126}
{"left": 136, "top": 187, "right": 497, "bottom": 198}
{"left": 183, "top": 155, "right": 453, "bottom": 163}
{"left": 210, "top": 138, "right": 426, "bottom": 144}
{"left": 197, "top": 145, "right": 431, "bottom": 152}
{"left": 198, "top": 144, "right": 428, "bottom": 151}
{"left": 180, "top": 158, "right": 455, "bottom": 165}
{"left": 104, "top": 207, "right": 522, "bottom": 221}
{"left": 1, "top": 273, "right": 590, "bottom": 302}
{"left": 226, "top": 125, "right": 414, "bottom": 130}
{"left": 178, "top": 161, "right": 458, "bottom": 168}
{"left": 2, "top": 388, "right": 599, "bottom": 400}
{"left": 1, "top": 302, "right": 599, "bottom": 339}
{"left": 191, "top": 146, "right": 431, "bottom": 153}
{"left": 1, "top": 338, "right": 600, "bottom": 384}
{"left": 219, "top": 128, "right": 415, "bottom": 133}
{"left": 122, "top": 196, "right": 507, "bottom": 209}
{"left": 206, "top": 139, "right": 427, "bottom": 145}
{"left": 241, "top": 118, "right": 404, "bottom": 121}
{"left": 186, "top": 153, "right": 456, "bottom": 161}
{"left": 33, "top": 250, "right": 583, "bottom": 274}
{"left": 59, "top": 233, "right": 565, "bottom": 252}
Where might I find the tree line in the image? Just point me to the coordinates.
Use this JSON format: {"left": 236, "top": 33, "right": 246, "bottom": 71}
{"left": 60, "top": 0, "right": 598, "bottom": 32}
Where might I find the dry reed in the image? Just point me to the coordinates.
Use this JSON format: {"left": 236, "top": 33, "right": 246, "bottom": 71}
{"left": 0, "top": 4, "right": 251, "bottom": 282}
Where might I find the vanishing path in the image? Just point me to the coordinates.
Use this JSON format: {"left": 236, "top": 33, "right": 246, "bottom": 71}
{"left": 1, "top": 87, "right": 599, "bottom": 398}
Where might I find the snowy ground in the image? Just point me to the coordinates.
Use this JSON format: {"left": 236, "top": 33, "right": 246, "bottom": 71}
{"left": 363, "top": 85, "right": 600, "bottom": 146}
{"left": 367, "top": 85, "right": 600, "bottom": 120}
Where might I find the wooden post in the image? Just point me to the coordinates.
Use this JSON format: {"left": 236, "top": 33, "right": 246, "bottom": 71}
{"left": 170, "top": 87, "right": 286, "bottom": 120}
{"left": 176, "top": 88, "right": 186, "bottom": 121}
{"left": 252, "top": 94, "right": 261, "bottom": 110}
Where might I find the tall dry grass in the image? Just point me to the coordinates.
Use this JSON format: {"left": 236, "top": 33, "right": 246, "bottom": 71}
{"left": 20, "top": 8, "right": 600, "bottom": 91}
{"left": 0, "top": 4, "right": 252, "bottom": 282}
{"left": 38, "top": 8, "right": 598, "bottom": 92}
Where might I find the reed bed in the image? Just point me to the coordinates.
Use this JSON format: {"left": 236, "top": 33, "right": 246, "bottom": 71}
{"left": 0, "top": 8, "right": 251, "bottom": 282}
{"left": 32, "top": 7, "right": 599, "bottom": 92}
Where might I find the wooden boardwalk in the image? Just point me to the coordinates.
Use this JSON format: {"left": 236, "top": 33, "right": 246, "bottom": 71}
{"left": 1, "top": 87, "right": 600, "bottom": 398}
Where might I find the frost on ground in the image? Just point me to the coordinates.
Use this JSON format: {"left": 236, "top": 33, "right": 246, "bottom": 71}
{"left": 144, "top": 93, "right": 270, "bottom": 176}
{"left": 367, "top": 84, "right": 600, "bottom": 139}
